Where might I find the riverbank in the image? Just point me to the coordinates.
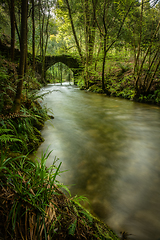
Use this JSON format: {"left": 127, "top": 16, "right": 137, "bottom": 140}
{"left": 0, "top": 109, "right": 119, "bottom": 240}
{"left": 78, "top": 59, "right": 160, "bottom": 106}
{"left": 0, "top": 102, "right": 121, "bottom": 239}
{"left": 0, "top": 150, "right": 121, "bottom": 240}
{"left": 0, "top": 56, "right": 121, "bottom": 239}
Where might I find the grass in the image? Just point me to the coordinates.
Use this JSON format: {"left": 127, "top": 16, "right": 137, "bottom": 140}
{"left": 0, "top": 150, "right": 120, "bottom": 240}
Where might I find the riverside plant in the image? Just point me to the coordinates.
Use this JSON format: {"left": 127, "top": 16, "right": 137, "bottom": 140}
{"left": 0, "top": 149, "right": 64, "bottom": 239}
{"left": 0, "top": 149, "right": 120, "bottom": 240}
{"left": 0, "top": 96, "right": 51, "bottom": 154}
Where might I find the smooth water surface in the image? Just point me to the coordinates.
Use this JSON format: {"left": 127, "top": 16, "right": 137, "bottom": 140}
{"left": 35, "top": 83, "right": 160, "bottom": 240}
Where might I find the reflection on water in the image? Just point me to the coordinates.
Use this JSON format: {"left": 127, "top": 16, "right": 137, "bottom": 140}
{"left": 35, "top": 83, "right": 160, "bottom": 240}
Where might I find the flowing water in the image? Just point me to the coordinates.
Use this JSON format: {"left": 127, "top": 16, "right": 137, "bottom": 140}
{"left": 35, "top": 83, "right": 160, "bottom": 240}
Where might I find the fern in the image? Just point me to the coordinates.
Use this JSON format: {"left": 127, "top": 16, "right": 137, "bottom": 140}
{"left": 0, "top": 134, "right": 22, "bottom": 144}
{"left": 68, "top": 219, "right": 77, "bottom": 236}
{"left": 0, "top": 128, "right": 13, "bottom": 134}
{"left": 80, "top": 210, "right": 93, "bottom": 223}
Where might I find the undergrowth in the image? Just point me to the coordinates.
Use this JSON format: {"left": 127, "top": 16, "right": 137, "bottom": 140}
{"left": 78, "top": 54, "right": 160, "bottom": 105}
{"left": 0, "top": 97, "right": 50, "bottom": 154}
{"left": 86, "top": 67, "right": 160, "bottom": 104}
{"left": 0, "top": 150, "right": 120, "bottom": 240}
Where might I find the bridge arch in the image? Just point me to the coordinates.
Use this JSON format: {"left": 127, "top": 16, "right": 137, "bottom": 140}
{"left": 46, "top": 62, "right": 74, "bottom": 84}
{"left": 36, "top": 54, "right": 83, "bottom": 80}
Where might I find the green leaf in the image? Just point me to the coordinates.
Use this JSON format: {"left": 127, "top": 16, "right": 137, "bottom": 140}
{"left": 80, "top": 210, "right": 93, "bottom": 223}
{"left": 68, "top": 219, "right": 77, "bottom": 236}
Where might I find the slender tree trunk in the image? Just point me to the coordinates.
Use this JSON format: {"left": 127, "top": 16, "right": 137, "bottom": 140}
{"left": 65, "top": 0, "right": 83, "bottom": 62}
{"left": 38, "top": 0, "right": 42, "bottom": 56}
{"left": 94, "top": 35, "right": 102, "bottom": 71}
{"left": 146, "top": 49, "right": 160, "bottom": 93}
{"left": 10, "top": 0, "right": 15, "bottom": 61}
{"left": 143, "top": 45, "right": 160, "bottom": 88}
{"left": 102, "top": 35, "right": 107, "bottom": 91}
{"left": 41, "top": 14, "right": 45, "bottom": 59}
{"left": 25, "top": 17, "right": 29, "bottom": 95}
{"left": 7, "top": 0, "right": 15, "bottom": 61}
{"left": 32, "top": 0, "right": 35, "bottom": 72}
{"left": 15, "top": 19, "right": 21, "bottom": 44}
{"left": 101, "top": 0, "right": 107, "bottom": 92}
{"left": 135, "top": 20, "right": 160, "bottom": 90}
{"left": 13, "top": 0, "right": 28, "bottom": 113}
{"left": 98, "top": 0, "right": 133, "bottom": 92}
{"left": 133, "top": 0, "right": 144, "bottom": 76}
{"left": 41, "top": 7, "right": 50, "bottom": 82}
{"left": 88, "top": 0, "right": 97, "bottom": 63}
{"left": 60, "top": 62, "right": 62, "bottom": 85}
{"left": 83, "top": 0, "right": 90, "bottom": 88}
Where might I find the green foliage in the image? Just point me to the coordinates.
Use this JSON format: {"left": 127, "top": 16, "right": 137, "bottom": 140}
{"left": 117, "top": 62, "right": 131, "bottom": 75}
{"left": 0, "top": 98, "right": 50, "bottom": 153}
{"left": 0, "top": 66, "right": 8, "bottom": 80}
{"left": 0, "top": 149, "right": 62, "bottom": 238}
{"left": 0, "top": 58, "right": 18, "bottom": 114}
{"left": 138, "top": 89, "right": 160, "bottom": 103}
{"left": 0, "top": 148, "right": 120, "bottom": 240}
{"left": 88, "top": 85, "right": 104, "bottom": 93}
{"left": 23, "top": 69, "right": 42, "bottom": 92}
{"left": 0, "top": 6, "right": 10, "bottom": 36}
{"left": 77, "top": 76, "right": 86, "bottom": 89}
{"left": 0, "top": 68, "right": 14, "bottom": 112}
{"left": 154, "top": 90, "right": 160, "bottom": 103}
{"left": 0, "top": 128, "right": 22, "bottom": 145}
{"left": 68, "top": 219, "right": 77, "bottom": 236}
{"left": 46, "top": 62, "right": 74, "bottom": 84}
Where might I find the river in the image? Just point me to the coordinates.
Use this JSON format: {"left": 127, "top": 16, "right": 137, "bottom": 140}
{"left": 35, "top": 83, "right": 160, "bottom": 240}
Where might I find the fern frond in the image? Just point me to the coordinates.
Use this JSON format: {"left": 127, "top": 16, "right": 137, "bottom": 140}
{"left": 68, "top": 219, "right": 77, "bottom": 236}
{"left": 0, "top": 128, "right": 13, "bottom": 134}
{"left": 0, "top": 134, "right": 22, "bottom": 144}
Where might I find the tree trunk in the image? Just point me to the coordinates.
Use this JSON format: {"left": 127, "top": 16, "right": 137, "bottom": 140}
{"left": 32, "top": 0, "right": 35, "bottom": 72}
{"left": 102, "top": 35, "right": 107, "bottom": 91}
{"left": 133, "top": 0, "right": 144, "bottom": 76}
{"left": 41, "top": 6, "right": 50, "bottom": 83}
{"left": 101, "top": 0, "right": 107, "bottom": 92}
{"left": 13, "top": 0, "right": 28, "bottom": 113}
{"left": 94, "top": 35, "right": 102, "bottom": 71}
{"left": 135, "top": 20, "right": 160, "bottom": 90}
{"left": 88, "top": 0, "right": 97, "bottom": 64}
{"left": 65, "top": 0, "right": 83, "bottom": 62}
{"left": 10, "top": 0, "right": 15, "bottom": 61}
{"left": 83, "top": 0, "right": 90, "bottom": 88}
{"left": 60, "top": 62, "right": 62, "bottom": 85}
{"left": 146, "top": 52, "right": 160, "bottom": 93}
{"left": 7, "top": 0, "right": 15, "bottom": 61}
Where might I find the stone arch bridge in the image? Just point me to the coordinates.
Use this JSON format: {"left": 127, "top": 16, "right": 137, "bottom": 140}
{"left": 35, "top": 54, "right": 83, "bottom": 79}
{"left": 0, "top": 40, "right": 83, "bottom": 80}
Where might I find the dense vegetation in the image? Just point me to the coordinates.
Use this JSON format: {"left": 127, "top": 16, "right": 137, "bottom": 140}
{"left": 0, "top": 0, "right": 160, "bottom": 239}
